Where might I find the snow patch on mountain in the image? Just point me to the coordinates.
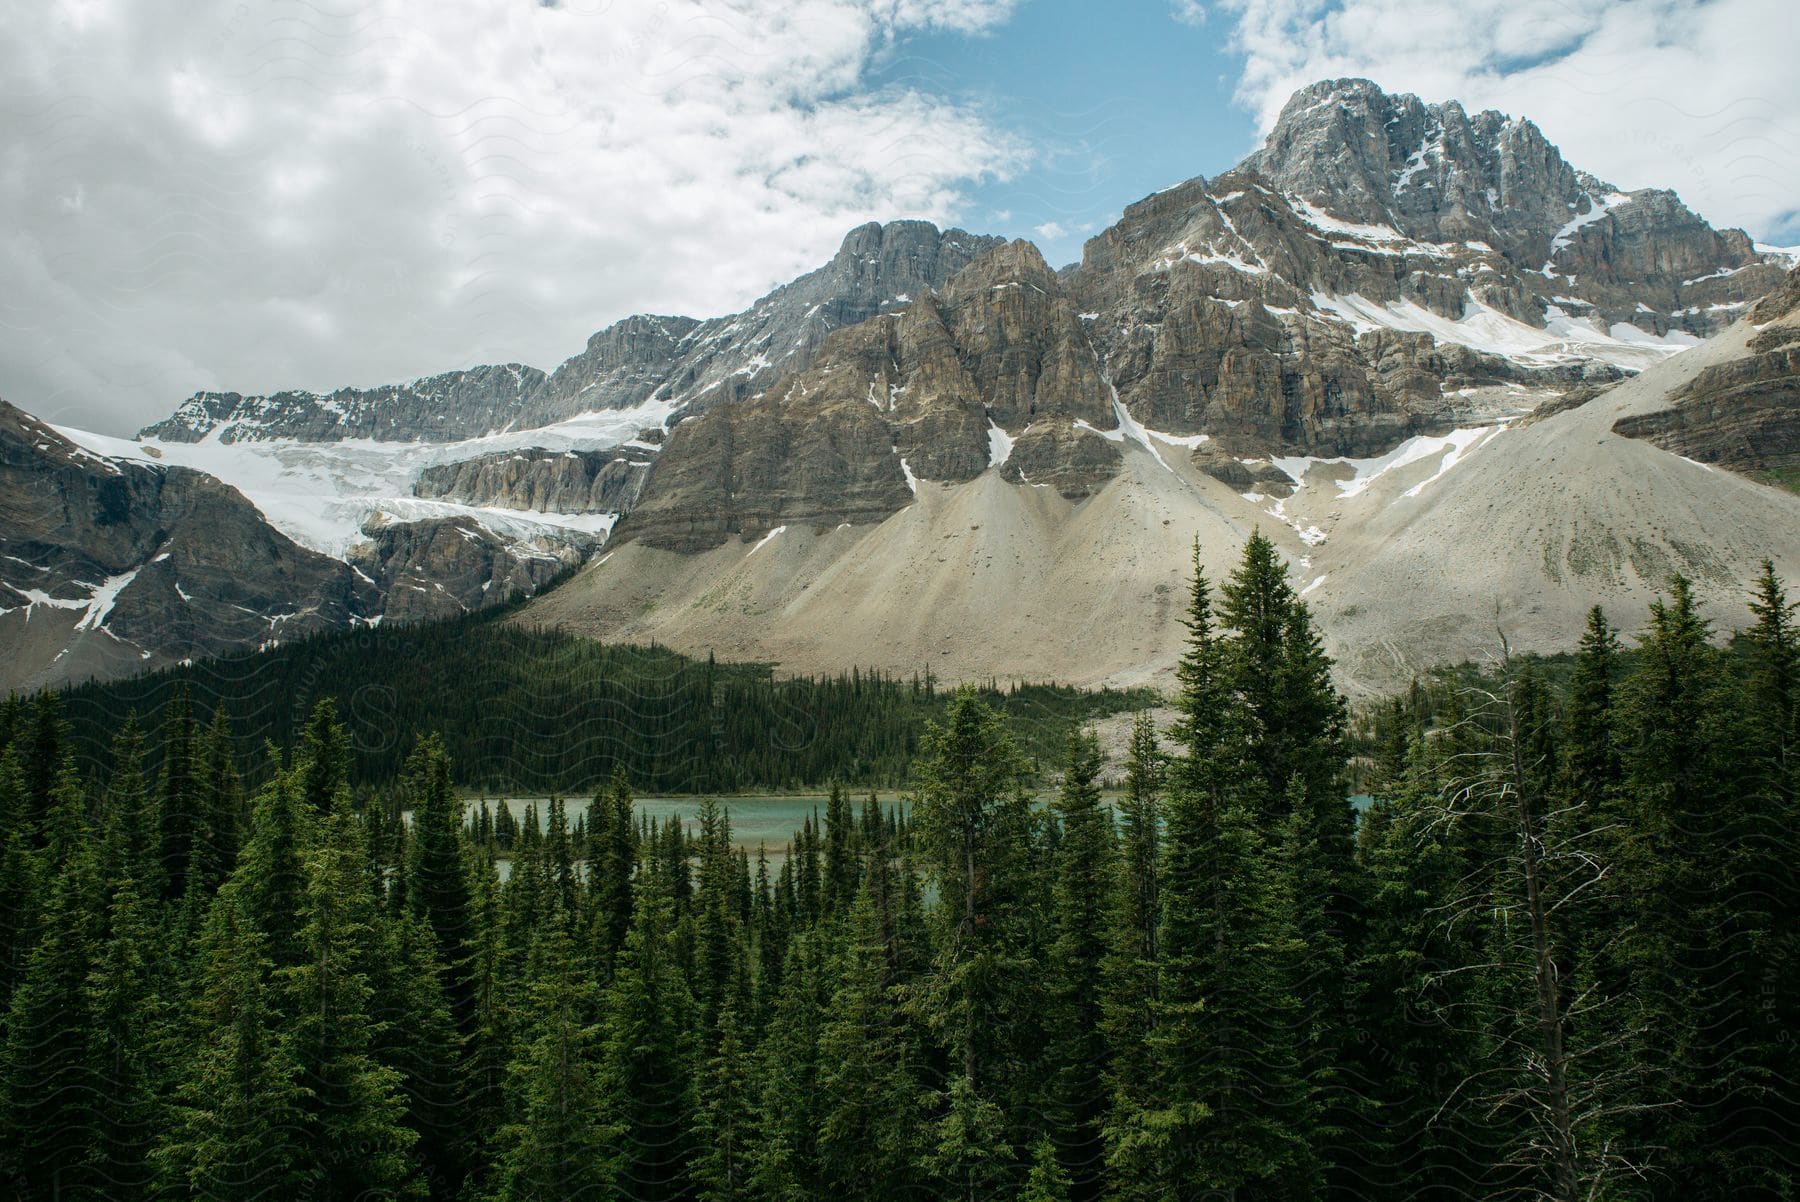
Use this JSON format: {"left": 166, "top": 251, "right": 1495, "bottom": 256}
{"left": 1270, "top": 426, "right": 1504, "bottom": 501}
{"left": 1308, "top": 291, "right": 1694, "bottom": 371}
{"left": 987, "top": 420, "right": 1014, "bottom": 467}
{"left": 54, "top": 399, "right": 670, "bottom": 560}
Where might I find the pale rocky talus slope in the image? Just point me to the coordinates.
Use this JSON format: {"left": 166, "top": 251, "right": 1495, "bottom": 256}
{"left": 520, "top": 302, "right": 1800, "bottom": 694}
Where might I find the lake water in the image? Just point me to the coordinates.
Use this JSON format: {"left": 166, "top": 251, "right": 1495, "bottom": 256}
{"left": 469, "top": 794, "right": 910, "bottom": 858}
{"left": 468, "top": 791, "right": 1372, "bottom": 879}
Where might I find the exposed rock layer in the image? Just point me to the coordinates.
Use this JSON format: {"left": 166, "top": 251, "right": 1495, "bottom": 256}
{"left": 144, "top": 364, "right": 546, "bottom": 444}
{"left": 1612, "top": 268, "right": 1800, "bottom": 475}
{"left": 348, "top": 514, "right": 585, "bottom": 623}
{"left": 413, "top": 447, "right": 654, "bottom": 513}
{"left": 621, "top": 241, "right": 1130, "bottom": 549}
{"left": 0, "top": 400, "right": 377, "bottom": 687}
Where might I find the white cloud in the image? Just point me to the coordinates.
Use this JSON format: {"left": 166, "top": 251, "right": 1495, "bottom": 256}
{"left": 0, "top": 0, "right": 1029, "bottom": 433}
{"left": 1034, "top": 220, "right": 1068, "bottom": 239}
{"left": 1216, "top": 0, "right": 1799, "bottom": 243}
{"left": 1171, "top": 0, "right": 1209, "bottom": 26}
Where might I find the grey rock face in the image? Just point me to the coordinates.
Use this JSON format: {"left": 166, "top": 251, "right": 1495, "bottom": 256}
{"left": 1245, "top": 79, "right": 1584, "bottom": 259}
{"left": 144, "top": 222, "right": 1005, "bottom": 445}
{"left": 999, "top": 420, "right": 1123, "bottom": 499}
{"left": 616, "top": 105, "right": 1794, "bottom": 546}
{"left": 620, "top": 318, "right": 921, "bottom": 553}
{"left": 521, "top": 315, "right": 701, "bottom": 427}
{"left": 413, "top": 446, "right": 655, "bottom": 513}
{"left": 1068, "top": 170, "right": 1602, "bottom": 456}
{"left": 347, "top": 512, "right": 590, "bottom": 623}
{"left": 621, "top": 240, "right": 1132, "bottom": 550}
{"left": 0, "top": 399, "right": 379, "bottom": 689}
{"left": 526, "top": 220, "right": 1006, "bottom": 424}
{"left": 1241, "top": 77, "right": 1785, "bottom": 335}
{"left": 1612, "top": 268, "right": 1800, "bottom": 476}
{"left": 142, "top": 364, "right": 547, "bottom": 444}
{"left": 1189, "top": 445, "right": 1295, "bottom": 496}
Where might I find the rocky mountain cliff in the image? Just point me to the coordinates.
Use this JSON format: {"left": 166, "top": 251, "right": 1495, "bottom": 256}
{"left": 1613, "top": 266, "right": 1800, "bottom": 482}
{"left": 619, "top": 78, "right": 1793, "bottom": 554}
{"left": 143, "top": 364, "right": 548, "bottom": 444}
{"left": 0, "top": 399, "right": 378, "bottom": 688}
{"left": 521, "top": 220, "right": 1006, "bottom": 426}
{"left": 144, "top": 221, "right": 1004, "bottom": 445}
{"left": 525, "top": 296, "right": 1800, "bottom": 696}
{"left": 347, "top": 512, "right": 585, "bottom": 623}
{"left": 622, "top": 240, "right": 1127, "bottom": 551}
{"left": 412, "top": 444, "right": 657, "bottom": 513}
{"left": 1241, "top": 78, "right": 1783, "bottom": 332}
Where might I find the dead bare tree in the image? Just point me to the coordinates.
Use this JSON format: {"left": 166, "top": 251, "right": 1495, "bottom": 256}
{"left": 1418, "top": 650, "right": 1667, "bottom": 1201}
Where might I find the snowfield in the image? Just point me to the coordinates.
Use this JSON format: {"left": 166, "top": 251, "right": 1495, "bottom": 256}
{"left": 53, "top": 399, "right": 673, "bottom": 559}
{"left": 1308, "top": 291, "right": 1696, "bottom": 372}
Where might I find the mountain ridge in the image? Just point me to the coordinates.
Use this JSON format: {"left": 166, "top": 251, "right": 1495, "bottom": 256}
{"left": 10, "top": 77, "right": 1800, "bottom": 692}
{"left": 139, "top": 80, "right": 1788, "bottom": 450}
{"left": 141, "top": 221, "right": 1005, "bottom": 445}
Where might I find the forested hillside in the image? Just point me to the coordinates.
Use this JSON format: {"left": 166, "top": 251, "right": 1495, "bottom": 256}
{"left": 0, "top": 536, "right": 1794, "bottom": 1200}
{"left": 43, "top": 613, "right": 1154, "bottom": 793}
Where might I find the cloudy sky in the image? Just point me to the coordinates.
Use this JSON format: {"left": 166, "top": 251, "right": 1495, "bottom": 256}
{"left": 4, "top": 0, "right": 1795, "bottom": 434}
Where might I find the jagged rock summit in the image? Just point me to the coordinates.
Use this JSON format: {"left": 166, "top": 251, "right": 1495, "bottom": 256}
{"left": 1241, "top": 78, "right": 1780, "bottom": 334}
{"left": 143, "top": 220, "right": 1004, "bottom": 445}
{"left": 610, "top": 79, "right": 1793, "bottom": 549}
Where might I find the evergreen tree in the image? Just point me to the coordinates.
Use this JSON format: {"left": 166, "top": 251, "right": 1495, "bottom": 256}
{"left": 158, "top": 886, "right": 309, "bottom": 1200}
{"left": 543, "top": 795, "right": 579, "bottom": 929}
{"left": 404, "top": 736, "right": 478, "bottom": 1044}
{"left": 237, "top": 757, "right": 313, "bottom": 972}
{"left": 1101, "top": 712, "right": 1161, "bottom": 1124}
{"left": 1345, "top": 741, "right": 1487, "bottom": 1200}
{"left": 0, "top": 692, "right": 20, "bottom": 764}
{"left": 599, "top": 866, "right": 696, "bottom": 1202}
{"left": 1614, "top": 576, "right": 1728, "bottom": 1186}
{"left": 21, "top": 691, "right": 64, "bottom": 834}
{"left": 817, "top": 877, "right": 929, "bottom": 1199}
{"left": 1021, "top": 1135, "right": 1074, "bottom": 1202}
{"left": 298, "top": 697, "right": 352, "bottom": 813}
{"left": 692, "top": 981, "right": 758, "bottom": 1201}
{"left": 186, "top": 707, "right": 244, "bottom": 909}
{"left": 822, "top": 780, "right": 859, "bottom": 916}
{"left": 1045, "top": 728, "right": 1114, "bottom": 1198}
{"left": 102, "top": 712, "right": 161, "bottom": 895}
{"left": 1735, "top": 562, "right": 1800, "bottom": 1194}
{"left": 0, "top": 783, "right": 103, "bottom": 1200}
{"left": 691, "top": 797, "right": 739, "bottom": 1033}
{"left": 1221, "top": 533, "right": 1356, "bottom": 1193}
{"left": 1561, "top": 607, "right": 1624, "bottom": 805}
{"left": 586, "top": 768, "right": 636, "bottom": 977}
{"left": 488, "top": 925, "right": 611, "bottom": 1202}
{"left": 913, "top": 689, "right": 1035, "bottom": 1112}
{"left": 795, "top": 812, "right": 821, "bottom": 926}
{"left": 754, "top": 925, "right": 832, "bottom": 1198}
{"left": 283, "top": 797, "right": 422, "bottom": 1199}
{"left": 1110, "top": 550, "right": 1319, "bottom": 1201}
{"left": 82, "top": 850, "right": 166, "bottom": 1198}
{"left": 454, "top": 844, "right": 510, "bottom": 1187}
{"left": 927, "top": 1072, "right": 1013, "bottom": 1202}
{"left": 0, "top": 750, "right": 42, "bottom": 1006}
{"left": 157, "top": 684, "right": 200, "bottom": 900}
{"left": 504, "top": 802, "right": 547, "bottom": 980}
{"left": 371, "top": 908, "right": 467, "bottom": 1201}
